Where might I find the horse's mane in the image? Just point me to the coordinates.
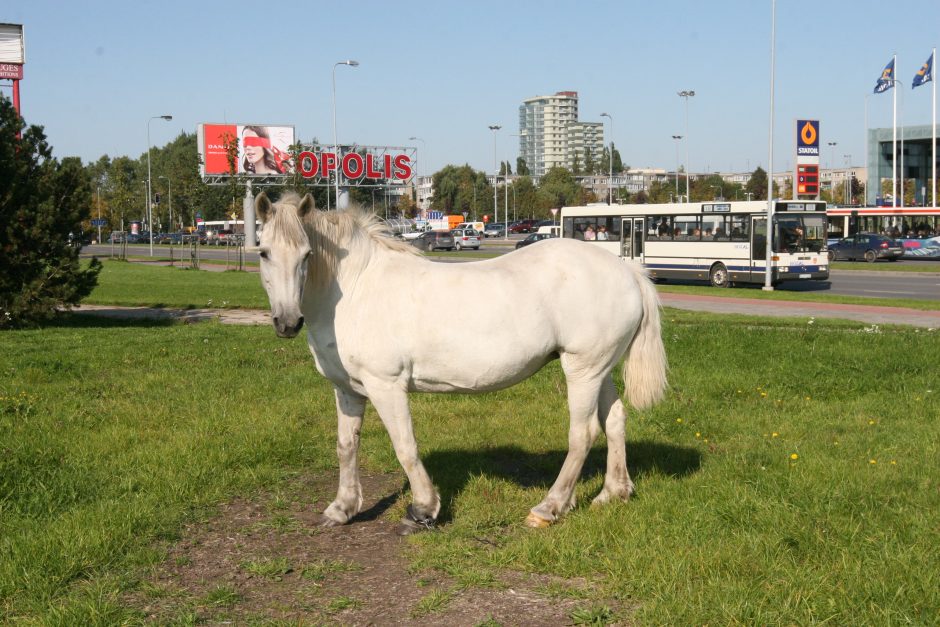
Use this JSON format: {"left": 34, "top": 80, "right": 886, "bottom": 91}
{"left": 270, "top": 192, "right": 419, "bottom": 288}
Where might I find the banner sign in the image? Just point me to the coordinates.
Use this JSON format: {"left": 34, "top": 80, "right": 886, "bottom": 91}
{"left": 795, "top": 119, "right": 820, "bottom": 197}
{"left": 198, "top": 123, "right": 295, "bottom": 176}
{"left": 198, "top": 123, "right": 415, "bottom": 186}
{"left": 0, "top": 63, "right": 22, "bottom": 79}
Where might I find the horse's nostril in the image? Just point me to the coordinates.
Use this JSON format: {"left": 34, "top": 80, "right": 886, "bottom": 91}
{"left": 297, "top": 316, "right": 304, "bottom": 328}
{"left": 272, "top": 316, "right": 280, "bottom": 326}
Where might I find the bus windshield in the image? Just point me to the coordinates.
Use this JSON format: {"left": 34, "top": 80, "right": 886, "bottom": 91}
{"left": 775, "top": 214, "right": 826, "bottom": 254}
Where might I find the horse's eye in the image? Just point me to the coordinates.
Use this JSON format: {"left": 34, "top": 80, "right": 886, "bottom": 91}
{"left": 259, "top": 250, "right": 269, "bottom": 260}
{"left": 303, "top": 251, "right": 312, "bottom": 261}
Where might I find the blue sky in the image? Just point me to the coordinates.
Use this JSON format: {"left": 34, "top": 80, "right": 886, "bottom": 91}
{"left": 3, "top": 0, "right": 939, "bottom": 176}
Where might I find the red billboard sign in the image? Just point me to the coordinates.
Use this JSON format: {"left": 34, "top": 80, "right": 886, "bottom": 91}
{"left": 199, "top": 123, "right": 295, "bottom": 176}
{"left": 0, "top": 63, "right": 22, "bottom": 79}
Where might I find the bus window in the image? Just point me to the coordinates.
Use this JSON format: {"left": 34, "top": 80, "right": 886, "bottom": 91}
{"left": 729, "top": 215, "right": 749, "bottom": 241}
{"left": 562, "top": 217, "right": 574, "bottom": 238}
{"left": 650, "top": 216, "right": 672, "bottom": 240}
{"left": 675, "top": 215, "right": 700, "bottom": 239}
{"left": 702, "top": 215, "right": 725, "bottom": 239}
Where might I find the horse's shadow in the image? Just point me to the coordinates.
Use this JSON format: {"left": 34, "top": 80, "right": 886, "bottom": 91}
{"left": 352, "top": 440, "right": 702, "bottom": 524}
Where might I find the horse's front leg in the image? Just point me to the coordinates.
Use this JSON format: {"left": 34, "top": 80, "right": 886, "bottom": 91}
{"left": 365, "top": 381, "right": 441, "bottom": 535}
{"left": 321, "top": 388, "right": 367, "bottom": 526}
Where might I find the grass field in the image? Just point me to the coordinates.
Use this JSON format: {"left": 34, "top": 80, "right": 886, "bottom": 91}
{"left": 2, "top": 311, "right": 938, "bottom": 623}
{"left": 82, "top": 259, "right": 940, "bottom": 313}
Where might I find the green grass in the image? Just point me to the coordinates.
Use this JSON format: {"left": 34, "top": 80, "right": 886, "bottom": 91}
{"left": 83, "top": 259, "right": 940, "bottom": 314}
{"left": 656, "top": 282, "right": 940, "bottom": 311}
{"left": 83, "top": 259, "right": 268, "bottom": 309}
{"left": 2, "top": 312, "right": 939, "bottom": 623}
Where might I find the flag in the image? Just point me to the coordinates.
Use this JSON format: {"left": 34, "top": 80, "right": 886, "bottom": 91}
{"left": 874, "top": 58, "right": 896, "bottom": 93}
{"left": 912, "top": 52, "right": 934, "bottom": 89}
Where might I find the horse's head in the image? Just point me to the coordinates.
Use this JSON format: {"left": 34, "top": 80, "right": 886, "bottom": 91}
{"left": 256, "top": 192, "right": 314, "bottom": 338}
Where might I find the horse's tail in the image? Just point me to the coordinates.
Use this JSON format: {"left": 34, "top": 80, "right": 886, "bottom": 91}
{"left": 623, "top": 265, "right": 668, "bottom": 410}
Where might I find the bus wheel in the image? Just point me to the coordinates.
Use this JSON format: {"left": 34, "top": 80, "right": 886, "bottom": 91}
{"left": 709, "top": 263, "right": 730, "bottom": 288}
{"left": 864, "top": 250, "right": 877, "bottom": 263}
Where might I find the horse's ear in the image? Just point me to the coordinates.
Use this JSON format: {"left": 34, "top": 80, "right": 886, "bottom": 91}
{"left": 255, "top": 192, "right": 274, "bottom": 223}
{"left": 297, "top": 193, "right": 315, "bottom": 218}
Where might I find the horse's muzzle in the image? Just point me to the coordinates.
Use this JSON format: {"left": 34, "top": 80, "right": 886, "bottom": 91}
{"left": 273, "top": 315, "right": 304, "bottom": 338}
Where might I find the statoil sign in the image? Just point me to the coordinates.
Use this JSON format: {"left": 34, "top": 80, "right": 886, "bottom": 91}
{"left": 796, "top": 120, "right": 819, "bottom": 157}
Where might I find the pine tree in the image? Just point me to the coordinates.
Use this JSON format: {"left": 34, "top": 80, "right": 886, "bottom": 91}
{"left": 0, "top": 96, "right": 101, "bottom": 327}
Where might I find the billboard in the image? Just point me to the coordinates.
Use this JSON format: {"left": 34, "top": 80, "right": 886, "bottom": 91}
{"left": 199, "top": 122, "right": 415, "bottom": 186}
{"left": 0, "top": 23, "right": 25, "bottom": 64}
{"left": 198, "top": 123, "right": 295, "bottom": 176}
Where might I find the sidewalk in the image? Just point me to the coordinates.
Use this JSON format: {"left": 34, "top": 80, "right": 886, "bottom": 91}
{"left": 75, "top": 294, "right": 940, "bottom": 330}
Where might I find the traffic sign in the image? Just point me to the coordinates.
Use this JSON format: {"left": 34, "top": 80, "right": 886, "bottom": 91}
{"left": 91, "top": 219, "right": 107, "bottom": 227}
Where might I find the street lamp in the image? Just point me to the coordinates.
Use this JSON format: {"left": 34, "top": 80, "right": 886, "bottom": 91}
{"left": 488, "top": 125, "right": 505, "bottom": 239}
{"left": 671, "top": 135, "right": 683, "bottom": 201}
{"left": 678, "top": 90, "right": 695, "bottom": 202}
{"left": 147, "top": 114, "right": 172, "bottom": 255}
{"left": 600, "top": 112, "right": 613, "bottom": 204}
{"left": 409, "top": 136, "right": 426, "bottom": 213}
{"left": 332, "top": 60, "right": 359, "bottom": 210}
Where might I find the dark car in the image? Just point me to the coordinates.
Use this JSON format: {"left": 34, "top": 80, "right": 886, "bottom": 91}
{"left": 828, "top": 233, "right": 903, "bottom": 263}
{"left": 509, "top": 219, "right": 540, "bottom": 234}
{"left": 514, "top": 232, "right": 555, "bottom": 250}
{"left": 411, "top": 230, "right": 455, "bottom": 251}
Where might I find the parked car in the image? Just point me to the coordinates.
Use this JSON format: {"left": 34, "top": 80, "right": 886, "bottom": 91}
{"left": 828, "top": 233, "right": 903, "bottom": 263}
{"left": 484, "top": 223, "right": 505, "bottom": 238}
{"left": 509, "top": 219, "right": 540, "bottom": 234}
{"left": 450, "top": 228, "right": 482, "bottom": 250}
{"left": 515, "top": 232, "right": 555, "bottom": 249}
{"left": 410, "top": 230, "right": 455, "bottom": 251}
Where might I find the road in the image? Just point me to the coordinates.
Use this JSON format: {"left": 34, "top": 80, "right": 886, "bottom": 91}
{"left": 82, "top": 242, "right": 940, "bottom": 302}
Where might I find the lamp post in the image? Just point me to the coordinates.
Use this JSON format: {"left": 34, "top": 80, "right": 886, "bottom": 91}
{"left": 409, "top": 136, "right": 426, "bottom": 214}
{"left": 678, "top": 90, "right": 695, "bottom": 202}
{"left": 671, "top": 135, "right": 683, "bottom": 201}
{"left": 96, "top": 185, "right": 101, "bottom": 244}
{"left": 488, "top": 125, "right": 504, "bottom": 239}
{"left": 147, "top": 114, "right": 172, "bottom": 256}
{"left": 600, "top": 112, "right": 613, "bottom": 204}
{"left": 827, "top": 141, "right": 837, "bottom": 200}
{"left": 843, "top": 154, "right": 852, "bottom": 204}
{"left": 332, "top": 60, "right": 359, "bottom": 210}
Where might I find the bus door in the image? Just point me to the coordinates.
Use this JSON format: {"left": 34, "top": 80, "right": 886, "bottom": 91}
{"left": 750, "top": 216, "right": 767, "bottom": 280}
{"left": 620, "top": 218, "right": 644, "bottom": 260}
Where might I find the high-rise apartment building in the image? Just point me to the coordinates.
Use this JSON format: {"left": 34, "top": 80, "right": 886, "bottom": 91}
{"left": 518, "top": 91, "right": 605, "bottom": 177}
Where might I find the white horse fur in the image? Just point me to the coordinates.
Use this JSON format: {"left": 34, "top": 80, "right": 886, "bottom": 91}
{"left": 255, "top": 192, "right": 667, "bottom": 533}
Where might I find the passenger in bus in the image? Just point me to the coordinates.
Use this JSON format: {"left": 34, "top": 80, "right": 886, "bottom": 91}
{"left": 714, "top": 227, "right": 725, "bottom": 239}
{"left": 704, "top": 227, "right": 713, "bottom": 238}
{"left": 658, "top": 218, "right": 670, "bottom": 237}
{"left": 692, "top": 228, "right": 701, "bottom": 238}
{"left": 673, "top": 227, "right": 682, "bottom": 238}
{"left": 584, "top": 225, "right": 596, "bottom": 240}
{"left": 596, "top": 225, "right": 610, "bottom": 240}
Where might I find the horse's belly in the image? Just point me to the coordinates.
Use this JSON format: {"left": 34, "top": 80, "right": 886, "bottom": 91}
{"left": 408, "top": 349, "right": 555, "bottom": 393}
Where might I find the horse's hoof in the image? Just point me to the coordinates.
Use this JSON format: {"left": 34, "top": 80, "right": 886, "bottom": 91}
{"left": 396, "top": 517, "right": 436, "bottom": 536}
{"left": 319, "top": 516, "right": 346, "bottom": 528}
{"left": 525, "top": 512, "right": 553, "bottom": 528}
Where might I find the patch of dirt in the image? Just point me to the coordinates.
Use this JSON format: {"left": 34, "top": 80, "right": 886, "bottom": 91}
{"left": 128, "top": 472, "right": 625, "bottom": 625}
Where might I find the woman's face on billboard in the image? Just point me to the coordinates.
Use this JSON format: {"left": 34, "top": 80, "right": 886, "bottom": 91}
{"left": 243, "top": 129, "right": 264, "bottom": 164}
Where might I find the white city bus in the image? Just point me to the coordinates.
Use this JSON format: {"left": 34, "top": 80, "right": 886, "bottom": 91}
{"left": 560, "top": 200, "right": 830, "bottom": 287}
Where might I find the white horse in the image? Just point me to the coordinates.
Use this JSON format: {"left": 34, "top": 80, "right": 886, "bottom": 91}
{"left": 255, "top": 192, "right": 667, "bottom": 533}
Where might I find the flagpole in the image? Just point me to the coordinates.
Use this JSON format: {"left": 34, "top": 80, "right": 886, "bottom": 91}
{"left": 892, "top": 54, "right": 897, "bottom": 209}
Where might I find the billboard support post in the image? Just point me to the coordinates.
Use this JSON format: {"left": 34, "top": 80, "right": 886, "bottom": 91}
{"left": 243, "top": 181, "right": 256, "bottom": 249}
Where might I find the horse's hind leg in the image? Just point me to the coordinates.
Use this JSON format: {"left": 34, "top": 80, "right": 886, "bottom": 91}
{"left": 322, "top": 388, "right": 366, "bottom": 526}
{"left": 527, "top": 372, "right": 604, "bottom": 528}
{"left": 366, "top": 382, "right": 441, "bottom": 535}
{"left": 592, "top": 376, "right": 635, "bottom": 506}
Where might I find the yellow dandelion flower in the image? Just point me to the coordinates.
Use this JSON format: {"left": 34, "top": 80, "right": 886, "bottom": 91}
{"left": 772, "top": 432, "right": 779, "bottom": 438}
{"left": 804, "top": 396, "right": 811, "bottom": 401}
{"left": 760, "top": 392, "right": 767, "bottom": 397}
{"left": 890, "top": 460, "right": 897, "bottom": 465}
{"left": 868, "top": 420, "right": 875, "bottom": 425}
{"left": 869, "top": 459, "right": 877, "bottom": 465}
{"left": 676, "top": 418, "right": 683, "bottom": 423}
{"left": 790, "top": 453, "right": 799, "bottom": 460}
{"left": 695, "top": 432, "right": 701, "bottom": 438}
{"left": 703, "top": 438, "right": 709, "bottom": 443}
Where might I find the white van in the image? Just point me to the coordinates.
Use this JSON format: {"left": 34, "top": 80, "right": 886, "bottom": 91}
{"left": 536, "top": 225, "right": 560, "bottom": 237}
{"left": 455, "top": 221, "right": 485, "bottom": 234}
